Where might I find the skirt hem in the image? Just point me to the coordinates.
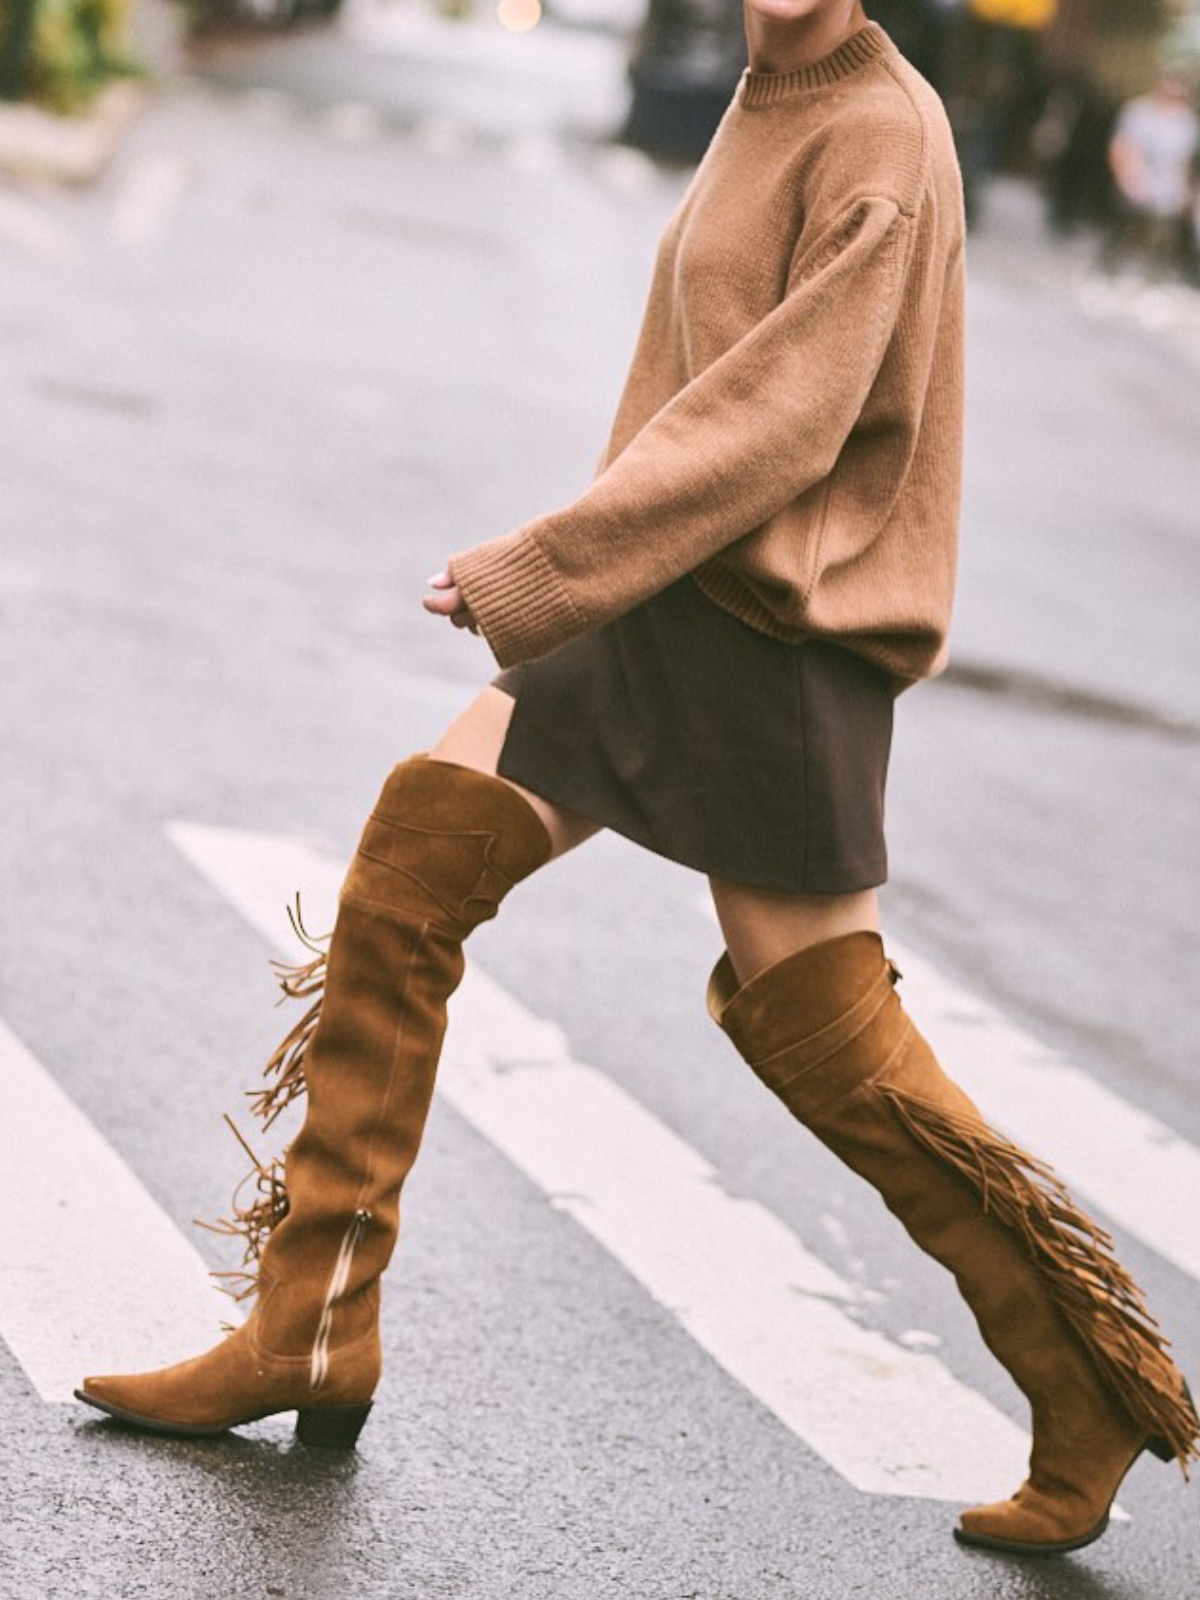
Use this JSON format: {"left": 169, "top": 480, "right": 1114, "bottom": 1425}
{"left": 495, "top": 740, "right": 888, "bottom": 895}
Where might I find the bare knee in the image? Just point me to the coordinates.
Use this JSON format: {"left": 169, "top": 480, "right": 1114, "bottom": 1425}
{"left": 709, "top": 875, "right": 880, "bottom": 988}
{"left": 430, "top": 685, "right": 515, "bottom": 776}
{"left": 429, "top": 686, "right": 600, "bottom": 861}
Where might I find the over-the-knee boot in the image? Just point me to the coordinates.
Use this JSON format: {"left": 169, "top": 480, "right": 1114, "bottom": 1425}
{"left": 708, "top": 932, "right": 1197, "bottom": 1555}
{"left": 76, "top": 756, "right": 551, "bottom": 1446}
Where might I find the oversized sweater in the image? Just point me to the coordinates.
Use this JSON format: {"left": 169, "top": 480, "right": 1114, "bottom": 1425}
{"left": 450, "top": 23, "right": 965, "bottom": 685}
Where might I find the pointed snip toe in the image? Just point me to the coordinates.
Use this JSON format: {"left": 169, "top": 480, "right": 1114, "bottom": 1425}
{"left": 74, "top": 1382, "right": 253, "bottom": 1439}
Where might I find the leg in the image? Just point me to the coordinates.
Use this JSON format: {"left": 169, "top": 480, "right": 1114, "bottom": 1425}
{"left": 706, "top": 919, "right": 1197, "bottom": 1553}
{"left": 78, "top": 689, "right": 599, "bottom": 1444}
{"left": 709, "top": 874, "right": 878, "bottom": 987}
{"left": 431, "top": 685, "right": 601, "bottom": 860}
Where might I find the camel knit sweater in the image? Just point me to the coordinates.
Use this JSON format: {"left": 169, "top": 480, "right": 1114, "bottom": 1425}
{"left": 450, "top": 23, "right": 965, "bottom": 684}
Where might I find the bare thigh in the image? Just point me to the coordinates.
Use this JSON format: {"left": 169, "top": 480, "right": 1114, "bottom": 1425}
{"left": 709, "top": 874, "right": 880, "bottom": 989}
{"left": 430, "top": 685, "right": 602, "bottom": 861}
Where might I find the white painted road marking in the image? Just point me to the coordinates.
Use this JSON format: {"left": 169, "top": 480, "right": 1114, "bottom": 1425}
{"left": 323, "top": 102, "right": 388, "bottom": 147}
{"left": 0, "top": 192, "right": 73, "bottom": 262}
{"left": 169, "top": 822, "right": 1038, "bottom": 1504}
{"left": 109, "top": 152, "right": 189, "bottom": 244}
{"left": 695, "top": 894, "right": 1200, "bottom": 1288}
{"left": 0, "top": 1018, "right": 232, "bottom": 1404}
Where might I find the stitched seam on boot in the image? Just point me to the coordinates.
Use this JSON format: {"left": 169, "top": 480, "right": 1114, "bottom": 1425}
{"left": 749, "top": 966, "right": 895, "bottom": 1073}
{"left": 354, "top": 847, "right": 486, "bottom": 925}
{"left": 363, "top": 814, "right": 519, "bottom": 896}
{"left": 365, "top": 811, "right": 530, "bottom": 897}
{"left": 353, "top": 847, "right": 515, "bottom": 926}
{"left": 339, "top": 887, "right": 465, "bottom": 942}
{"left": 859, "top": 1019, "right": 915, "bottom": 1093}
{"left": 798, "top": 1018, "right": 916, "bottom": 1119}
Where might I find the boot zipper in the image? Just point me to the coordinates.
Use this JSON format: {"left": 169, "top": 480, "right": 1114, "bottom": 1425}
{"left": 310, "top": 1207, "right": 372, "bottom": 1390}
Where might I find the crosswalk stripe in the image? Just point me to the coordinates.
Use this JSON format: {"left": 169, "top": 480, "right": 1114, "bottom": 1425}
{"left": 168, "top": 821, "right": 1040, "bottom": 1504}
{"left": 0, "top": 1017, "right": 232, "bottom": 1403}
{"left": 109, "top": 151, "right": 188, "bottom": 244}
{"left": 0, "top": 192, "right": 73, "bottom": 261}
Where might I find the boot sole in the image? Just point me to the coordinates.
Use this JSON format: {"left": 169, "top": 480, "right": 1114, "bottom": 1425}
{"left": 73, "top": 1389, "right": 372, "bottom": 1449}
{"left": 953, "top": 1514, "right": 1110, "bottom": 1558}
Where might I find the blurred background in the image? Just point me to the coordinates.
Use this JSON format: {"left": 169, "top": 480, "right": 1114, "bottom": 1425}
{"left": 7, "top": 0, "right": 1200, "bottom": 226}
{"left": 2, "top": 3, "right": 1199, "bottom": 1596}
{"left": 7, "top": 0, "right": 1200, "bottom": 223}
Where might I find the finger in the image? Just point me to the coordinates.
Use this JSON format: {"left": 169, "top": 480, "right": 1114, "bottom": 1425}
{"left": 423, "top": 581, "right": 463, "bottom": 611}
{"left": 426, "top": 570, "right": 453, "bottom": 590}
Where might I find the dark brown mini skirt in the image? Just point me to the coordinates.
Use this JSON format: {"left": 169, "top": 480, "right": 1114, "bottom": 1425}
{"left": 493, "top": 576, "right": 896, "bottom": 894}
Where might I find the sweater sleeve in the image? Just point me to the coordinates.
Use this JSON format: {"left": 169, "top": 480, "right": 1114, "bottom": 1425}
{"left": 451, "top": 195, "right": 911, "bottom": 669}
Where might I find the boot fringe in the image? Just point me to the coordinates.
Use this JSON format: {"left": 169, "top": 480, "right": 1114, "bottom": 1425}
{"left": 250, "top": 897, "right": 328, "bottom": 1130}
{"left": 879, "top": 1084, "right": 1200, "bottom": 1474}
{"left": 196, "top": 900, "right": 327, "bottom": 1296}
{"left": 194, "top": 1115, "right": 291, "bottom": 1301}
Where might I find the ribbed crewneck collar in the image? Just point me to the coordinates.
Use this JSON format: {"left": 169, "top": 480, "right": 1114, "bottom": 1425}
{"left": 739, "top": 22, "right": 890, "bottom": 108}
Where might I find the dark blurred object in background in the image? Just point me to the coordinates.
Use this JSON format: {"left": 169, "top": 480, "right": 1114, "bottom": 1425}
{"left": 871, "top": 0, "right": 1055, "bottom": 225}
{"left": 621, "top": 0, "right": 1066, "bottom": 215}
{"left": 1, "top": 0, "right": 137, "bottom": 110}
{"left": 190, "top": 0, "right": 344, "bottom": 32}
{"left": 623, "top": 0, "right": 746, "bottom": 161}
{"left": 871, "top": 0, "right": 1195, "bottom": 234}
{"left": 1, "top": 0, "right": 41, "bottom": 100}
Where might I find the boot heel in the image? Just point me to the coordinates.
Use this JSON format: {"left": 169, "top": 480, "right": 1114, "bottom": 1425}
{"left": 295, "top": 1401, "right": 373, "bottom": 1450}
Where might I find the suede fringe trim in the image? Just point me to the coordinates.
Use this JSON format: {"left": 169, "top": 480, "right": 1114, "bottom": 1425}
{"left": 250, "top": 897, "right": 327, "bottom": 1130}
{"left": 879, "top": 1083, "right": 1200, "bottom": 1474}
{"left": 196, "top": 898, "right": 326, "bottom": 1297}
{"left": 194, "top": 1115, "right": 290, "bottom": 1302}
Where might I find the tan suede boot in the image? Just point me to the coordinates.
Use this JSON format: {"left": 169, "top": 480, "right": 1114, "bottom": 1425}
{"left": 76, "top": 756, "right": 551, "bottom": 1447}
{"left": 708, "top": 932, "right": 1198, "bottom": 1555}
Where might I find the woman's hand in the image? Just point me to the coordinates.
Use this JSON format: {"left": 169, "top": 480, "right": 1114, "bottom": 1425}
{"left": 423, "top": 570, "right": 478, "bottom": 633}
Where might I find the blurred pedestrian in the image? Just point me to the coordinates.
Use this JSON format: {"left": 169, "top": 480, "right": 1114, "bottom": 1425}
{"left": 76, "top": 0, "right": 1198, "bottom": 1558}
{"left": 1037, "top": 67, "right": 1119, "bottom": 234}
{"left": 1102, "top": 68, "right": 1199, "bottom": 278}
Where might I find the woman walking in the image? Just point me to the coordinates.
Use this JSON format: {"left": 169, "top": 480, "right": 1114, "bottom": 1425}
{"left": 77, "top": 0, "right": 1196, "bottom": 1558}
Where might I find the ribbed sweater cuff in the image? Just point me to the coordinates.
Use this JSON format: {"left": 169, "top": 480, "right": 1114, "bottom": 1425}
{"left": 449, "top": 534, "right": 586, "bottom": 669}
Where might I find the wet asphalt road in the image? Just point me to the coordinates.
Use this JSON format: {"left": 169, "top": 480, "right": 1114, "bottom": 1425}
{"left": 1, "top": 13, "right": 1199, "bottom": 1598}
